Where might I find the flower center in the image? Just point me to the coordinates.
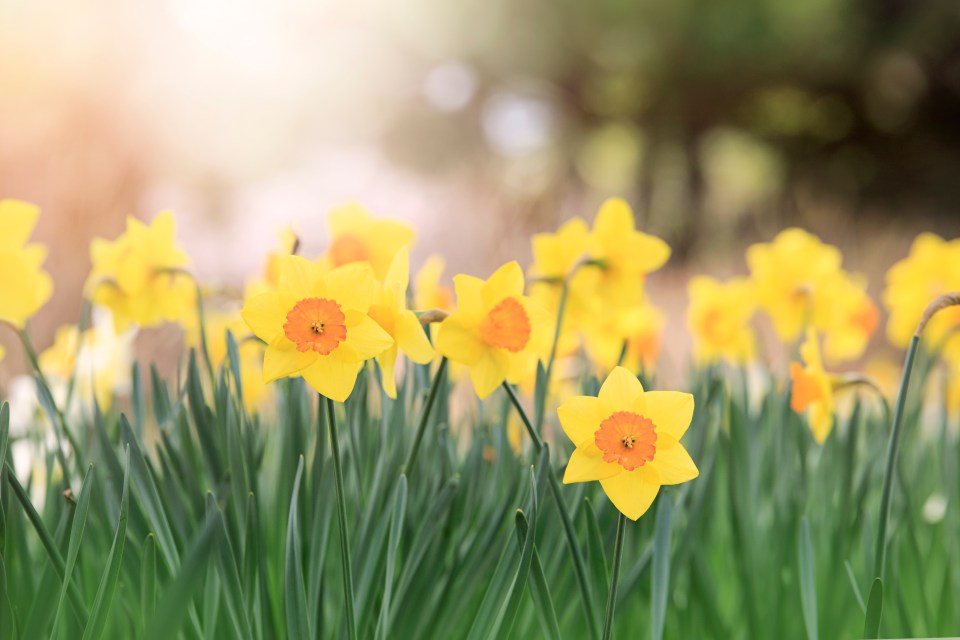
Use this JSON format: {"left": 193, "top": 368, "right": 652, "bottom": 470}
{"left": 283, "top": 297, "right": 347, "bottom": 354}
{"left": 479, "top": 297, "right": 531, "bottom": 352}
{"left": 329, "top": 234, "right": 369, "bottom": 267}
{"left": 789, "top": 363, "right": 824, "bottom": 412}
{"left": 595, "top": 411, "right": 657, "bottom": 471}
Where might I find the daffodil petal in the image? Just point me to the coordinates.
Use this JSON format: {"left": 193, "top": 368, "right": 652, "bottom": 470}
{"left": 599, "top": 465, "right": 661, "bottom": 521}
{"left": 242, "top": 292, "right": 289, "bottom": 343}
{"left": 435, "top": 315, "right": 484, "bottom": 366}
{"left": 300, "top": 356, "right": 363, "bottom": 402}
{"left": 276, "top": 254, "right": 321, "bottom": 299}
{"left": 395, "top": 311, "right": 435, "bottom": 364}
{"left": 343, "top": 315, "right": 394, "bottom": 361}
{"left": 453, "top": 274, "right": 484, "bottom": 321}
{"left": 557, "top": 395, "right": 601, "bottom": 448}
{"left": 650, "top": 443, "right": 699, "bottom": 485}
{"left": 468, "top": 348, "right": 510, "bottom": 399}
{"left": 598, "top": 366, "right": 644, "bottom": 415}
{"left": 263, "top": 340, "right": 316, "bottom": 382}
{"left": 481, "top": 261, "right": 525, "bottom": 308}
{"left": 377, "top": 345, "right": 399, "bottom": 399}
{"left": 641, "top": 391, "right": 694, "bottom": 441}
{"left": 324, "top": 262, "right": 377, "bottom": 313}
{"left": 563, "top": 444, "right": 620, "bottom": 483}
{"left": 383, "top": 246, "right": 409, "bottom": 293}
{"left": 0, "top": 199, "right": 40, "bottom": 249}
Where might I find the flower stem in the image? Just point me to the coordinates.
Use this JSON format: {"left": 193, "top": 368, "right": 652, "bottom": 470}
{"left": 325, "top": 395, "right": 357, "bottom": 640}
{"left": 502, "top": 381, "right": 601, "bottom": 640}
{"left": 602, "top": 511, "right": 627, "bottom": 640}
{"left": 535, "top": 276, "right": 572, "bottom": 432}
{"left": 402, "top": 357, "right": 448, "bottom": 474}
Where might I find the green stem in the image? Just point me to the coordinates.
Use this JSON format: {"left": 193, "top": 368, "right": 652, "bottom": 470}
{"left": 63, "top": 297, "right": 92, "bottom": 411}
{"left": 325, "top": 396, "right": 358, "bottom": 640}
{"left": 193, "top": 281, "right": 217, "bottom": 389}
{"left": 602, "top": 512, "right": 627, "bottom": 640}
{"left": 502, "top": 382, "right": 600, "bottom": 640}
{"left": 535, "top": 277, "right": 572, "bottom": 432}
{"left": 874, "top": 336, "right": 919, "bottom": 580}
{"left": 402, "top": 357, "right": 448, "bottom": 474}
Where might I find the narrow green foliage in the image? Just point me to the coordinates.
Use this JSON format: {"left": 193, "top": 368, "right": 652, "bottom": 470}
{"left": 798, "top": 518, "right": 818, "bottom": 640}
{"left": 651, "top": 495, "right": 673, "bottom": 640}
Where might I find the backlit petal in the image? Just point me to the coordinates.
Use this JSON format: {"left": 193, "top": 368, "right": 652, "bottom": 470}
{"left": 300, "top": 356, "right": 363, "bottom": 402}
{"left": 599, "top": 466, "right": 661, "bottom": 521}
{"left": 650, "top": 442, "right": 699, "bottom": 485}
{"left": 324, "top": 262, "right": 377, "bottom": 313}
{"left": 557, "top": 395, "right": 601, "bottom": 448}
{"left": 563, "top": 444, "right": 620, "bottom": 483}
{"left": 598, "top": 366, "right": 644, "bottom": 415}
{"left": 481, "top": 261, "right": 525, "bottom": 309}
{"left": 263, "top": 339, "right": 316, "bottom": 382}
{"left": 642, "top": 391, "right": 694, "bottom": 441}
{"left": 468, "top": 348, "right": 510, "bottom": 399}
{"left": 435, "top": 315, "right": 484, "bottom": 365}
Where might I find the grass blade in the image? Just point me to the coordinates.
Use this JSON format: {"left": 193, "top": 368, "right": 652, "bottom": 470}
{"left": 514, "top": 511, "right": 561, "bottom": 640}
{"left": 863, "top": 578, "right": 883, "bottom": 639}
{"left": 651, "top": 494, "right": 673, "bottom": 640}
{"left": 798, "top": 518, "right": 818, "bottom": 640}
{"left": 284, "top": 456, "right": 312, "bottom": 640}
{"left": 376, "top": 473, "right": 407, "bottom": 640}
{"left": 52, "top": 464, "right": 95, "bottom": 637}
{"left": 141, "top": 534, "right": 157, "bottom": 632}
{"left": 81, "top": 447, "right": 131, "bottom": 640}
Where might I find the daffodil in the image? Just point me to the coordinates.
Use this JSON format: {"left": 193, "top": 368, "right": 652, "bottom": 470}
{"left": 686, "top": 276, "right": 756, "bottom": 366}
{"left": 244, "top": 227, "right": 299, "bottom": 299}
{"left": 39, "top": 308, "right": 134, "bottom": 411}
{"left": 883, "top": 233, "right": 960, "bottom": 357}
{"left": 367, "top": 248, "right": 435, "bottom": 398}
{"left": 530, "top": 217, "right": 591, "bottom": 282}
{"left": 818, "top": 272, "right": 878, "bottom": 363}
{"left": 558, "top": 366, "right": 698, "bottom": 520}
{"left": 87, "top": 211, "right": 196, "bottom": 331}
{"left": 789, "top": 328, "right": 836, "bottom": 443}
{"left": 320, "top": 204, "right": 415, "bottom": 280}
{"left": 0, "top": 199, "right": 54, "bottom": 332}
{"left": 414, "top": 255, "right": 454, "bottom": 312}
{"left": 586, "top": 198, "right": 671, "bottom": 309}
{"left": 746, "top": 228, "right": 843, "bottom": 342}
{"left": 241, "top": 255, "right": 393, "bottom": 402}
{"left": 581, "top": 301, "right": 665, "bottom": 374}
{"left": 187, "top": 307, "right": 271, "bottom": 412}
{"left": 435, "top": 261, "right": 550, "bottom": 399}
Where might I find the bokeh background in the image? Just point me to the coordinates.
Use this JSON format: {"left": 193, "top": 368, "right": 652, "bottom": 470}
{"left": 3, "top": 0, "right": 960, "bottom": 376}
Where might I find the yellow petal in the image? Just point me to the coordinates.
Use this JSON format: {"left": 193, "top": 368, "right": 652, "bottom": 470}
{"left": 394, "top": 311, "right": 435, "bottom": 364}
{"left": 468, "top": 348, "right": 511, "bottom": 399}
{"left": 453, "top": 274, "right": 485, "bottom": 321}
{"left": 241, "top": 292, "right": 291, "bottom": 343}
{"left": 276, "top": 254, "right": 322, "bottom": 299}
{"left": 0, "top": 199, "right": 40, "bottom": 249}
{"left": 557, "top": 395, "right": 601, "bottom": 448}
{"left": 324, "top": 262, "right": 377, "bottom": 313}
{"left": 383, "top": 246, "right": 410, "bottom": 294}
{"left": 650, "top": 441, "right": 699, "bottom": 485}
{"left": 300, "top": 356, "right": 363, "bottom": 402}
{"left": 435, "top": 315, "right": 484, "bottom": 365}
{"left": 262, "top": 339, "right": 316, "bottom": 382}
{"left": 641, "top": 391, "right": 694, "bottom": 441}
{"left": 563, "top": 443, "right": 620, "bottom": 483}
{"left": 341, "top": 314, "right": 394, "bottom": 361}
{"left": 377, "top": 345, "right": 399, "bottom": 399}
{"left": 598, "top": 366, "right": 645, "bottom": 415}
{"left": 599, "top": 465, "right": 661, "bottom": 521}
{"left": 481, "top": 261, "right": 525, "bottom": 309}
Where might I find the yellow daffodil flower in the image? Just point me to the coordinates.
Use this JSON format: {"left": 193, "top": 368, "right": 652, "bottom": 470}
{"left": 529, "top": 217, "right": 591, "bottom": 282}
{"left": 435, "top": 261, "right": 550, "bottom": 399}
{"left": 818, "top": 272, "right": 878, "bottom": 363}
{"left": 39, "top": 308, "right": 134, "bottom": 411}
{"left": 582, "top": 301, "right": 665, "bottom": 374}
{"left": 0, "top": 199, "right": 54, "bottom": 331}
{"left": 883, "top": 233, "right": 960, "bottom": 357}
{"left": 414, "top": 255, "right": 454, "bottom": 313}
{"left": 586, "top": 198, "right": 671, "bottom": 309}
{"left": 789, "top": 328, "right": 836, "bottom": 443}
{"left": 244, "top": 227, "right": 299, "bottom": 299}
{"left": 241, "top": 255, "right": 393, "bottom": 402}
{"left": 558, "top": 366, "right": 698, "bottom": 520}
{"left": 320, "top": 204, "right": 415, "bottom": 280}
{"left": 686, "top": 275, "right": 757, "bottom": 366}
{"left": 367, "top": 248, "right": 435, "bottom": 399}
{"left": 87, "top": 211, "right": 196, "bottom": 331}
{"left": 746, "top": 228, "right": 843, "bottom": 342}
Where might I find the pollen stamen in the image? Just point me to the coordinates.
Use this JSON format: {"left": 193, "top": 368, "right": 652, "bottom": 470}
{"left": 595, "top": 411, "right": 657, "bottom": 471}
{"left": 284, "top": 297, "right": 347, "bottom": 354}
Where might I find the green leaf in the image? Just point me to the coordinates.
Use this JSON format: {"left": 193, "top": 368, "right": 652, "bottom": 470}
{"left": 376, "top": 474, "right": 407, "bottom": 640}
{"left": 583, "top": 497, "right": 609, "bottom": 606}
{"left": 82, "top": 447, "right": 131, "bottom": 640}
{"left": 209, "top": 494, "right": 254, "bottom": 639}
{"left": 51, "top": 464, "right": 95, "bottom": 637}
{"left": 144, "top": 510, "right": 221, "bottom": 640}
{"left": 797, "top": 518, "right": 818, "bottom": 640}
{"left": 651, "top": 494, "right": 673, "bottom": 640}
{"left": 141, "top": 534, "right": 157, "bottom": 632}
{"left": 514, "top": 510, "right": 561, "bottom": 640}
{"left": 284, "top": 457, "right": 312, "bottom": 639}
{"left": 844, "top": 560, "right": 865, "bottom": 614}
{"left": 863, "top": 578, "right": 883, "bottom": 639}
